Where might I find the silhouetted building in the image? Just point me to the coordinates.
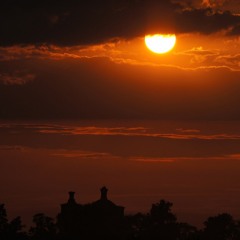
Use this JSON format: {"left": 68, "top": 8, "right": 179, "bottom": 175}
{"left": 57, "top": 187, "right": 125, "bottom": 239}
{"left": 57, "top": 191, "right": 84, "bottom": 238}
{"left": 88, "top": 186, "right": 124, "bottom": 219}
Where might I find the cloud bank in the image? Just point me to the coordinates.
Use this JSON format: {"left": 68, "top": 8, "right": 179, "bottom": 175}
{"left": 1, "top": 0, "right": 240, "bottom": 46}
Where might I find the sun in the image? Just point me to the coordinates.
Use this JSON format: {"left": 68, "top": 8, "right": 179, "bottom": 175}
{"left": 145, "top": 34, "right": 176, "bottom": 54}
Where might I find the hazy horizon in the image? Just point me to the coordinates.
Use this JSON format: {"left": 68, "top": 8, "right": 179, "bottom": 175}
{"left": 2, "top": 1, "right": 240, "bottom": 235}
{"left": 1, "top": 120, "right": 240, "bottom": 228}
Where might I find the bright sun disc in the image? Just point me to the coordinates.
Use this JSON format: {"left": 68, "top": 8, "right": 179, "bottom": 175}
{"left": 145, "top": 34, "right": 176, "bottom": 54}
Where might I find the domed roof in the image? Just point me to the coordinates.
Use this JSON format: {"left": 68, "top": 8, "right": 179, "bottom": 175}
{"left": 91, "top": 186, "right": 123, "bottom": 209}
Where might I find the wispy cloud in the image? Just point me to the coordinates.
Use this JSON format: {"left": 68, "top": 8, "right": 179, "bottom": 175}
{"left": 0, "top": 145, "right": 29, "bottom": 152}
{"left": 1, "top": 37, "right": 240, "bottom": 72}
{"left": 2, "top": 143, "right": 240, "bottom": 163}
{"left": 51, "top": 150, "right": 118, "bottom": 159}
{"left": 215, "top": 53, "right": 240, "bottom": 68}
{"left": 131, "top": 154, "right": 240, "bottom": 163}
{"left": 131, "top": 157, "right": 175, "bottom": 163}
{"left": 35, "top": 125, "right": 240, "bottom": 140}
{"left": 0, "top": 122, "right": 237, "bottom": 140}
{"left": 1, "top": 122, "right": 240, "bottom": 140}
{"left": 0, "top": 72, "right": 35, "bottom": 85}
{"left": 0, "top": 144, "right": 119, "bottom": 160}
{"left": 0, "top": 42, "right": 121, "bottom": 61}
{"left": 180, "top": 46, "right": 219, "bottom": 56}
{"left": 2, "top": 123, "right": 240, "bottom": 141}
{"left": 176, "top": 128, "right": 200, "bottom": 133}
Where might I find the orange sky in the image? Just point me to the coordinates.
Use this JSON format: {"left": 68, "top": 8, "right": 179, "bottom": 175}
{"left": 1, "top": 0, "right": 240, "bottom": 230}
{"left": 1, "top": 121, "right": 240, "bottom": 227}
{"left": 1, "top": 31, "right": 240, "bottom": 120}
{"left": 1, "top": 1, "right": 240, "bottom": 120}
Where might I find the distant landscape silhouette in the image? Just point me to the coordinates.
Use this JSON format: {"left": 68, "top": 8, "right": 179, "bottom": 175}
{"left": 1, "top": 187, "right": 240, "bottom": 240}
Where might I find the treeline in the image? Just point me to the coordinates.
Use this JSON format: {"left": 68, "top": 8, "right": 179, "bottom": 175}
{"left": 1, "top": 200, "right": 240, "bottom": 240}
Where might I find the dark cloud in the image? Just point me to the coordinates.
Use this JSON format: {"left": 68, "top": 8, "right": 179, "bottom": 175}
{"left": 1, "top": 57, "right": 240, "bottom": 120}
{"left": 228, "top": 24, "right": 240, "bottom": 35}
{"left": 1, "top": 0, "right": 240, "bottom": 46}
{"left": 0, "top": 0, "right": 151, "bottom": 46}
{"left": 0, "top": 71, "right": 35, "bottom": 85}
{"left": 175, "top": 8, "right": 240, "bottom": 34}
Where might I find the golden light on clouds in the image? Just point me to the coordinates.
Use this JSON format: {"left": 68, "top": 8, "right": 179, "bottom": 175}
{"left": 145, "top": 34, "right": 176, "bottom": 54}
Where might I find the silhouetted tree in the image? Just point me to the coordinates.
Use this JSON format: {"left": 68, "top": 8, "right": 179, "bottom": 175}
{"left": 129, "top": 199, "right": 180, "bottom": 240}
{"left": 235, "top": 221, "right": 240, "bottom": 240}
{"left": 0, "top": 204, "right": 27, "bottom": 240}
{"left": 150, "top": 199, "right": 177, "bottom": 224}
{"left": 8, "top": 216, "right": 28, "bottom": 240}
{"left": 29, "top": 213, "right": 56, "bottom": 240}
{"left": 202, "top": 213, "right": 240, "bottom": 240}
{"left": 125, "top": 213, "right": 151, "bottom": 239}
{"left": 178, "top": 222, "right": 199, "bottom": 240}
{"left": 0, "top": 204, "right": 8, "bottom": 226}
{"left": 0, "top": 204, "right": 8, "bottom": 239}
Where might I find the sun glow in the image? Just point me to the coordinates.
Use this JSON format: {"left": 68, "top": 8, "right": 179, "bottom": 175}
{"left": 145, "top": 34, "right": 176, "bottom": 54}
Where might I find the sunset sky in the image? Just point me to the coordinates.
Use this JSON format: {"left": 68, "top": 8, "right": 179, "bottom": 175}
{"left": 1, "top": 0, "right": 240, "bottom": 120}
{"left": 1, "top": 0, "right": 240, "bottom": 228}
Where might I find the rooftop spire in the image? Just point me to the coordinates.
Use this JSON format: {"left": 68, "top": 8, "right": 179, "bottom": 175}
{"left": 68, "top": 191, "right": 76, "bottom": 204}
{"left": 100, "top": 186, "right": 108, "bottom": 200}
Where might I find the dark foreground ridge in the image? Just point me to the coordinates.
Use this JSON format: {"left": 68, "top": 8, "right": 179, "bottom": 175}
{"left": 1, "top": 186, "right": 240, "bottom": 240}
